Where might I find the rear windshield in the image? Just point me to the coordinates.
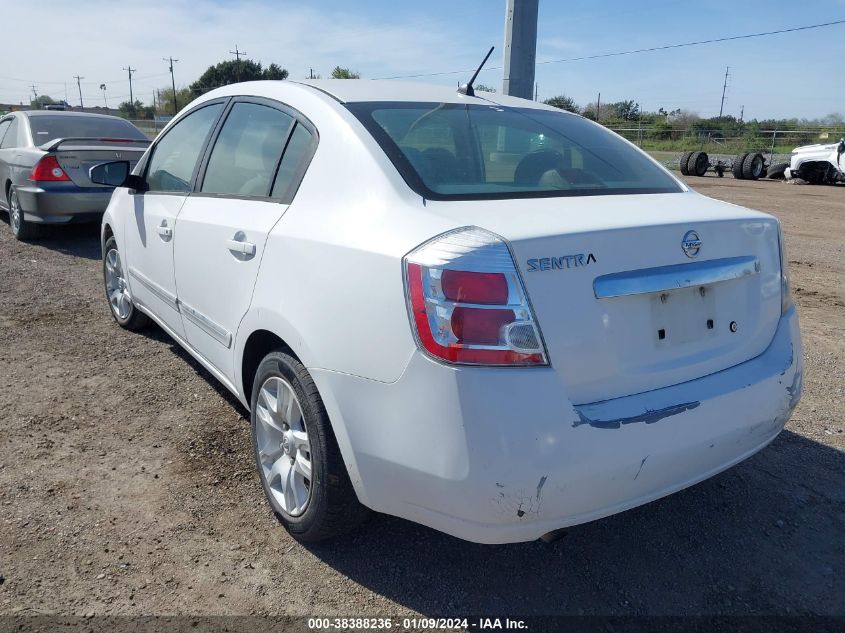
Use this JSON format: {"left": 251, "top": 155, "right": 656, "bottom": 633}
{"left": 28, "top": 115, "right": 147, "bottom": 144}
{"left": 347, "top": 102, "right": 682, "bottom": 200}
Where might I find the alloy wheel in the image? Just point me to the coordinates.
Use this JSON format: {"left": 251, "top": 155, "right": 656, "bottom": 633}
{"left": 255, "top": 376, "right": 313, "bottom": 516}
{"left": 104, "top": 248, "right": 132, "bottom": 320}
{"left": 9, "top": 190, "right": 21, "bottom": 234}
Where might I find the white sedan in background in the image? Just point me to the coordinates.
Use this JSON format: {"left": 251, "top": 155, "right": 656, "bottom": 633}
{"left": 93, "top": 80, "right": 802, "bottom": 543}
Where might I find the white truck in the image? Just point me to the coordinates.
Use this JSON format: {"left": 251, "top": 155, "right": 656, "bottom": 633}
{"left": 778, "top": 138, "right": 845, "bottom": 184}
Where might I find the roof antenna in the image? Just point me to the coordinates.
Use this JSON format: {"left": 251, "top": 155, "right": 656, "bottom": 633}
{"left": 458, "top": 46, "right": 494, "bottom": 97}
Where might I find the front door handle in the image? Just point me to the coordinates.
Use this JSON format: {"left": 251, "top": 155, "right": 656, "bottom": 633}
{"left": 226, "top": 232, "right": 256, "bottom": 257}
{"left": 156, "top": 221, "right": 172, "bottom": 240}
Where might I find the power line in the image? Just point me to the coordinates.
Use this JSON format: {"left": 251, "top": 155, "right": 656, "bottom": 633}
{"left": 373, "top": 18, "right": 845, "bottom": 80}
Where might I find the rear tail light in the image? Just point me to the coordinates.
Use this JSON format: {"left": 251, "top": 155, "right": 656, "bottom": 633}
{"left": 404, "top": 227, "right": 548, "bottom": 366}
{"left": 777, "top": 222, "right": 793, "bottom": 314}
{"left": 29, "top": 155, "right": 70, "bottom": 182}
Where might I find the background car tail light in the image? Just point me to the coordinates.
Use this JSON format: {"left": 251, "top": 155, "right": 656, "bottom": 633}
{"left": 29, "top": 156, "right": 70, "bottom": 182}
{"left": 404, "top": 227, "right": 548, "bottom": 366}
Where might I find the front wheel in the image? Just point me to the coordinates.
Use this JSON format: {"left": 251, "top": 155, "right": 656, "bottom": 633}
{"left": 103, "top": 236, "right": 150, "bottom": 330}
{"left": 251, "top": 351, "right": 368, "bottom": 542}
{"left": 8, "top": 187, "right": 41, "bottom": 241}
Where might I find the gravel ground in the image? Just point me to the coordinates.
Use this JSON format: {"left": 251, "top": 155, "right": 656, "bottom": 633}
{"left": 0, "top": 176, "right": 843, "bottom": 618}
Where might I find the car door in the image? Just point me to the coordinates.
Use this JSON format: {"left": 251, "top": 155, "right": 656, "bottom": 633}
{"left": 174, "top": 98, "right": 317, "bottom": 380}
{"left": 0, "top": 117, "right": 13, "bottom": 209}
{"left": 123, "top": 101, "right": 225, "bottom": 340}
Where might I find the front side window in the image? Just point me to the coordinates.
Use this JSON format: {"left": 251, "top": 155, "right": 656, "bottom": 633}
{"left": 347, "top": 102, "right": 682, "bottom": 200}
{"left": 146, "top": 103, "right": 224, "bottom": 193}
{"left": 201, "top": 102, "right": 293, "bottom": 197}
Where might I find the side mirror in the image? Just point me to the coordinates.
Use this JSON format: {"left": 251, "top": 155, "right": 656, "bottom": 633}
{"left": 90, "top": 161, "right": 131, "bottom": 187}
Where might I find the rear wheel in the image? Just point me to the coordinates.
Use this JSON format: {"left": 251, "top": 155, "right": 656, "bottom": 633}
{"left": 251, "top": 351, "right": 368, "bottom": 542}
{"left": 742, "top": 153, "right": 765, "bottom": 180}
{"left": 732, "top": 153, "right": 748, "bottom": 179}
{"left": 679, "top": 151, "right": 693, "bottom": 176}
{"left": 687, "top": 151, "right": 708, "bottom": 177}
{"left": 8, "top": 187, "right": 41, "bottom": 241}
{"left": 103, "top": 236, "right": 150, "bottom": 330}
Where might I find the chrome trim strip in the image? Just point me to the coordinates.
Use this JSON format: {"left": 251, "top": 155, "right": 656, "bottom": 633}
{"left": 128, "top": 266, "right": 179, "bottom": 311}
{"left": 179, "top": 301, "right": 233, "bottom": 348}
{"left": 593, "top": 256, "right": 760, "bottom": 299}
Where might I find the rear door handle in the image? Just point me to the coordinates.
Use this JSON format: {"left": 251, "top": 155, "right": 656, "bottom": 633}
{"left": 226, "top": 236, "right": 256, "bottom": 257}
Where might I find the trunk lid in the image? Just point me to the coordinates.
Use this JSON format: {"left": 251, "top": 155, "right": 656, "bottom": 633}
{"left": 47, "top": 139, "right": 149, "bottom": 188}
{"left": 426, "top": 191, "right": 783, "bottom": 404}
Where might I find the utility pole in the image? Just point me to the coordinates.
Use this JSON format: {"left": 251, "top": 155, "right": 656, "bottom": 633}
{"left": 164, "top": 57, "right": 178, "bottom": 114}
{"left": 230, "top": 45, "right": 247, "bottom": 82}
{"left": 100, "top": 84, "right": 107, "bottom": 107}
{"left": 123, "top": 65, "right": 136, "bottom": 104}
{"left": 739, "top": 105, "right": 744, "bottom": 123}
{"left": 718, "top": 66, "right": 730, "bottom": 118}
{"left": 74, "top": 75, "right": 84, "bottom": 109}
{"left": 596, "top": 92, "right": 601, "bottom": 123}
{"left": 309, "top": 68, "right": 314, "bottom": 79}
{"left": 502, "top": 0, "right": 539, "bottom": 99}
{"left": 30, "top": 84, "right": 38, "bottom": 107}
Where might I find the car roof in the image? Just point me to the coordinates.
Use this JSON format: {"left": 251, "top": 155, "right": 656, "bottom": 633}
{"left": 21, "top": 110, "right": 127, "bottom": 121}
{"left": 291, "top": 79, "right": 560, "bottom": 111}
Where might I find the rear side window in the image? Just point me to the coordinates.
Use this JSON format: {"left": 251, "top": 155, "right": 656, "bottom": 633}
{"left": 0, "top": 120, "right": 11, "bottom": 147}
{"left": 146, "top": 103, "right": 224, "bottom": 193}
{"left": 348, "top": 102, "right": 682, "bottom": 200}
{"left": 0, "top": 118, "right": 19, "bottom": 149}
{"left": 28, "top": 115, "right": 146, "bottom": 143}
{"left": 201, "top": 102, "right": 294, "bottom": 197}
{"left": 270, "top": 123, "right": 313, "bottom": 200}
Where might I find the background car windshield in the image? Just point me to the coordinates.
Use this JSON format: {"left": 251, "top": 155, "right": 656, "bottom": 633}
{"left": 348, "top": 102, "right": 682, "bottom": 199}
{"left": 29, "top": 116, "right": 147, "bottom": 144}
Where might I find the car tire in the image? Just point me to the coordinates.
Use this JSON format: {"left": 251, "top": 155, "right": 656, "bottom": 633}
{"left": 687, "top": 151, "right": 708, "bottom": 177}
{"left": 742, "top": 153, "right": 765, "bottom": 180}
{"left": 732, "top": 153, "right": 748, "bottom": 179}
{"left": 103, "top": 236, "right": 150, "bottom": 330}
{"left": 250, "top": 351, "right": 368, "bottom": 542}
{"left": 8, "top": 186, "right": 41, "bottom": 241}
{"left": 679, "top": 151, "right": 693, "bottom": 176}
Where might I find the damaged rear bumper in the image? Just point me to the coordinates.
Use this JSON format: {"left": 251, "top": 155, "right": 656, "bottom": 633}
{"left": 311, "top": 307, "right": 802, "bottom": 544}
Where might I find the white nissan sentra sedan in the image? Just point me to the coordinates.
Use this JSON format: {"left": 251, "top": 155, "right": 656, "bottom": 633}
{"left": 93, "top": 80, "right": 803, "bottom": 544}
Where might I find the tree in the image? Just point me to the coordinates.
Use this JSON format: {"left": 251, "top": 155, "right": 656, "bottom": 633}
{"left": 156, "top": 87, "right": 195, "bottom": 116}
{"left": 188, "top": 59, "right": 289, "bottom": 95}
{"left": 331, "top": 66, "right": 360, "bottom": 79}
{"left": 544, "top": 95, "right": 579, "bottom": 113}
{"left": 118, "top": 99, "right": 155, "bottom": 120}
{"left": 30, "top": 95, "right": 56, "bottom": 109}
{"left": 474, "top": 84, "right": 497, "bottom": 93}
{"left": 613, "top": 100, "right": 640, "bottom": 121}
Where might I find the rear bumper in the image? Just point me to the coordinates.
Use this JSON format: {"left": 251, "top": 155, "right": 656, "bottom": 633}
{"left": 312, "top": 307, "right": 802, "bottom": 544}
{"left": 16, "top": 184, "right": 113, "bottom": 223}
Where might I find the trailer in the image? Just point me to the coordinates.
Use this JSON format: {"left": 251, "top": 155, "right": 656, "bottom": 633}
{"left": 678, "top": 151, "right": 769, "bottom": 180}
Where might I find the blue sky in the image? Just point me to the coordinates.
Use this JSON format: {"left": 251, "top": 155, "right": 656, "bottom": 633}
{"left": 2, "top": 0, "right": 844, "bottom": 119}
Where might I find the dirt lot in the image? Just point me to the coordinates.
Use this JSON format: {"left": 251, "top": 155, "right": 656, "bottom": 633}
{"left": 1, "top": 176, "right": 843, "bottom": 618}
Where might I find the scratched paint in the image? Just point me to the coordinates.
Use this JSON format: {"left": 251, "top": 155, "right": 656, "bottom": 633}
{"left": 634, "top": 455, "right": 649, "bottom": 480}
{"left": 572, "top": 401, "right": 701, "bottom": 429}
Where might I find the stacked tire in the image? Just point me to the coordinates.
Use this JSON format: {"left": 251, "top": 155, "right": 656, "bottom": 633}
{"left": 733, "top": 152, "right": 765, "bottom": 180}
{"left": 681, "top": 151, "right": 709, "bottom": 177}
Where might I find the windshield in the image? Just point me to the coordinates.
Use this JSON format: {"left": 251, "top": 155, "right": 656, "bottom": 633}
{"left": 347, "top": 102, "right": 682, "bottom": 200}
{"left": 28, "top": 115, "right": 147, "bottom": 144}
